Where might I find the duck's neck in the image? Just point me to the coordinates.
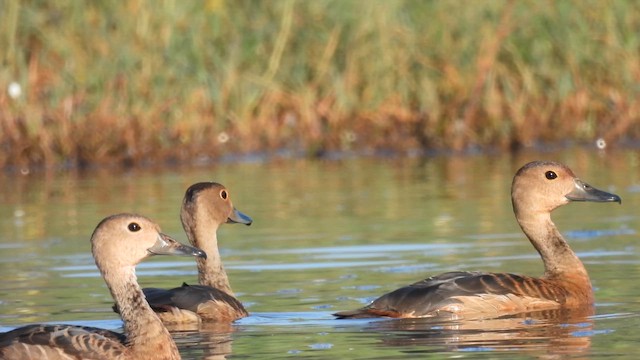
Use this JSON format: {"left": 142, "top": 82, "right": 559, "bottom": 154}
{"left": 515, "top": 211, "right": 589, "bottom": 280}
{"left": 103, "top": 267, "right": 180, "bottom": 360}
{"left": 188, "top": 225, "right": 233, "bottom": 295}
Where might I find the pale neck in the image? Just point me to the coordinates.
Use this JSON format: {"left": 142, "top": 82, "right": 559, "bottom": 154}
{"left": 103, "top": 267, "right": 180, "bottom": 359}
{"left": 187, "top": 224, "right": 233, "bottom": 295}
{"left": 515, "top": 209, "right": 588, "bottom": 279}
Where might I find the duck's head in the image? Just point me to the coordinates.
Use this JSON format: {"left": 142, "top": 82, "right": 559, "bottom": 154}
{"left": 511, "top": 161, "right": 621, "bottom": 215}
{"left": 181, "top": 182, "right": 253, "bottom": 231}
{"left": 91, "top": 213, "right": 206, "bottom": 269}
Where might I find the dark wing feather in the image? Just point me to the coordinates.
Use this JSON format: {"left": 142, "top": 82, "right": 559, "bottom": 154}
{"left": 144, "top": 282, "right": 247, "bottom": 316}
{"left": 0, "top": 324, "right": 126, "bottom": 359}
{"left": 335, "top": 271, "right": 568, "bottom": 318}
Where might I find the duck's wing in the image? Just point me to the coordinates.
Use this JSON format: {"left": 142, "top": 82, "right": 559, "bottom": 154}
{"left": 0, "top": 324, "right": 126, "bottom": 359}
{"left": 142, "top": 283, "right": 248, "bottom": 323}
{"left": 334, "top": 271, "right": 567, "bottom": 318}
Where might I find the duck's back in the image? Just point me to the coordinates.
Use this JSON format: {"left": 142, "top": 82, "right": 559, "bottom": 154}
{"left": 334, "top": 271, "right": 570, "bottom": 319}
{"left": 0, "top": 324, "right": 127, "bottom": 360}
{"left": 143, "top": 283, "right": 248, "bottom": 323}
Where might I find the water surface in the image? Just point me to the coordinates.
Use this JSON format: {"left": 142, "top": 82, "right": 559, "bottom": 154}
{"left": 1, "top": 149, "right": 639, "bottom": 358}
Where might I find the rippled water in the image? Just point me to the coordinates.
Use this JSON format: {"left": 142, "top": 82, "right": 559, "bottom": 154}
{"left": 1, "top": 149, "right": 640, "bottom": 358}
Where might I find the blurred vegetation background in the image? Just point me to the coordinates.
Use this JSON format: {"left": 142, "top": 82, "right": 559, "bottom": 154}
{"left": 1, "top": 0, "right": 639, "bottom": 169}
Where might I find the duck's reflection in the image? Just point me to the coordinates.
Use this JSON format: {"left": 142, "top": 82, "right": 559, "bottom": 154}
{"left": 167, "top": 307, "right": 596, "bottom": 358}
{"left": 350, "top": 307, "right": 594, "bottom": 356}
{"left": 170, "top": 322, "right": 236, "bottom": 360}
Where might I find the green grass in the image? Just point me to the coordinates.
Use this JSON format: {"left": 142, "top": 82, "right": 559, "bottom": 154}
{"left": 2, "top": 0, "right": 640, "bottom": 169}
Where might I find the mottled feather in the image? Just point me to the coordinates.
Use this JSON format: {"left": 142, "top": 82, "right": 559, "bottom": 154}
{"left": 0, "top": 324, "right": 126, "bottom": 359}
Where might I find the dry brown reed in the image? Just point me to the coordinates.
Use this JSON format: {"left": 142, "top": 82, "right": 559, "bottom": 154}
{"left": 2, "top": 0, "right": 640, "bottom": 170}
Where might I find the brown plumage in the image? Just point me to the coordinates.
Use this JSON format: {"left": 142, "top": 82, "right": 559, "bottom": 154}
{"left": 134, "top": 182, "right": 252, "bottom": 324}
{"left": 0, "top": 214, "right": 206, "bottom": 360}
{"left": 334, "top": 161, "right": 621, "bottom": 319}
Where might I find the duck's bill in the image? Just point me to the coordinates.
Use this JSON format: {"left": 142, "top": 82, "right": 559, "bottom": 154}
{"left": 148, "top": 233, "right": 207, "bottom": 259}
{"left": 227, "top": 208, "right": 253, "bottom": 226}
{"left": 566, "top": 179, "right": 622, "bottom": 204}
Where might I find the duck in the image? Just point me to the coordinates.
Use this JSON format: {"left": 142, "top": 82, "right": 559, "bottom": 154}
{"left": 334, "top": 161, "right": 621, "bottom": 319}
{"left": 135, "top": 182, "right": 253, "bottom": 324}
{"left": 0, "top": 213, "right": 206, "bottom": 360}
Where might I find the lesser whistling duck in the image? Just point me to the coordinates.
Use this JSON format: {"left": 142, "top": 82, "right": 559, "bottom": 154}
{"left": 0, "top": 213, "right": 206, "bottom": 360}
{"left": 334, "top": 161, "right": 621, "bottom": 319}
{"left": 135, "top": 182, "right": 252, "bottom": 324}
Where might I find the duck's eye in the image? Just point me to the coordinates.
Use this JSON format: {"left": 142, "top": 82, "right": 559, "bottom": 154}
{"left": 220, "top": 190, "right": 228, "bottom": 200}
{"left": 545, "top": 171, "right": 557, "bottom": 180}
{"left": 128, "top": 222, "right": 141, "bottom": 232}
